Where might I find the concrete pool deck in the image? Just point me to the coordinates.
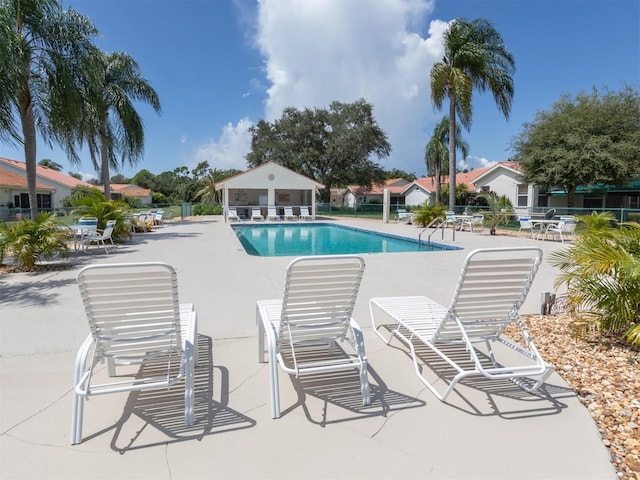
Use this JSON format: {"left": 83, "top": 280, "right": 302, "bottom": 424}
{"left": 0, "top": 216, "right": 616, "bottom": 479}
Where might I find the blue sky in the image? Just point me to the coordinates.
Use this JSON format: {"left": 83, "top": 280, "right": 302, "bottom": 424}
{"left": 2, "top": 0, "right": 638, "bottom": 181}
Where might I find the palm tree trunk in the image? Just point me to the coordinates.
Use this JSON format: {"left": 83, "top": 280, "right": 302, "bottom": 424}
{"left": 435, "top": 163, "right": 441, "bottom": 204}
{"left": 100, "top": 132, "right": 111, "bottom": 199}
{"left": 20, "top": 91, "right": 39, "bottom": 219}
{"left": 448, "top": 95, "right": 457, "bottom": 208}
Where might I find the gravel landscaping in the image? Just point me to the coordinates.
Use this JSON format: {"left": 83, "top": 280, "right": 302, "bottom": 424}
{"left": 511, "top": 314, "right": 640, "bottom": 479}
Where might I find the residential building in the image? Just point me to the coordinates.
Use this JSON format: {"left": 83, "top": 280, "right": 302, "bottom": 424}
{"left": 0, "top": 157, "right": 91, "bottom": 210}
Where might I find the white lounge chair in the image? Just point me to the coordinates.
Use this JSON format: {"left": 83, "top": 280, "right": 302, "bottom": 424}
{"left": 257, "top": 255, "right": 371, "bottom": 418}
{"left": 396, "top": 209, "right": 414, "bottom": 224}
{"left": 82, "top": 220, "right": 116, "bottom": 254}
{"left": 266, "top": 206, "right": 280, "bottom": 221}
{"left": 71, "top": 262, "right": 198, "bottom": 445}
{"left": 283, "top": 206, "right": 297, "bottom": 221}
{"left": 251, "top": 207, "right": 264, "bottom": 221}
{"left": 370, "top": 247, "right": 554, "bottom": 402}
{"left": 227, "top": 207, "right": 241, "bottom": 222}
{"left": 298, "top": 206, "right": 313, "bottom": 221}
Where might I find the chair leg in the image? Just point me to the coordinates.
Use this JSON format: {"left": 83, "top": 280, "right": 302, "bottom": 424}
{"left": 269, "top": 350, "right": 280, "bottom": 418}
{"left": 184, "top": 340, "right": 195, "bottom": 426}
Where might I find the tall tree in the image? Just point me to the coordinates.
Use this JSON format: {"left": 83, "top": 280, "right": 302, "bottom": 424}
{"left": 425, "top": 117, "right": 468, "bottom": 204}
{"left": 247, "top": 99, "right": 391, "bottom": 202}
{"left": 430, "top": 18, "right": 515, "bottom": 208}
{"left": 513, "top": 86, "right": 640, "bottom": 207}
{"left": 76, "top": 50, "right": 161, "bottom": 199}
{"left": 0, "top": 0, "right": 98, "bottom": 218}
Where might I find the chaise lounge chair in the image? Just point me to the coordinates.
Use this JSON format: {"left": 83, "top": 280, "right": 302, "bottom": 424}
{"left": 267, "top": 206, "right": 280, "bottom": 221}
{"left": 71, "top": 262, "right": 198, "bottom": 445}
{"left": 369, "top": 247, "right": 554, "bottom": 402}
{"left": 257, "top": 255, "right": 371, "bottom": 418}
{"left": 298, "top": 206, "right": 313, "bottom": 221}
{"left": 227, "top": 207, "right": 242, "bottom": 222}
{"left": 251, "top": 207, "right": 264, "bottom": 221}
{"left": 283, "top": 206, "right": 297, "bottom": 221}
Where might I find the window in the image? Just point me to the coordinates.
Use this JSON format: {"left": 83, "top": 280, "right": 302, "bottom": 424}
{"left": 517, "top": 184, "right": 528, "bottom": 207}
{"left": 15, "top": 193, "right": 52, "bottom": 209}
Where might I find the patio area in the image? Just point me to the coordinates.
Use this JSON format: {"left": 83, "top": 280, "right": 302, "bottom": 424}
{"left": 0, "top": 216, "right": 616, "bottom": 479}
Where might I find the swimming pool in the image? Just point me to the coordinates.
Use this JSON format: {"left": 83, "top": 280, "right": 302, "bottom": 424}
{"left": 231, "top": 223, "right": 461, "bottom": 257}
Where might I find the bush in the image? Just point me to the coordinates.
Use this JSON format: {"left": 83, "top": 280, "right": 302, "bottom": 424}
{"left": 1, "top": 213, "right": 70, "bottom": 269}
{"left": 550, "top": 211, "right": 640, "bottom": 347}
{"left": 413, "top": 203, "right": 447, "bottom": 227}
{"left": 192, "top": 203, "right": 221, "bottom": 215}
{"left": 71, "top": 198, "right": 132, "bottom": 242}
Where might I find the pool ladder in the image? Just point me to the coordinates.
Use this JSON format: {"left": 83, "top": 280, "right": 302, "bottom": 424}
{"left": 418, "top": 216, "right": 456, "bottom": 245}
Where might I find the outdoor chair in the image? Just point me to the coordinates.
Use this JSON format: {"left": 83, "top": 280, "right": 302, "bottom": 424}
{"left": 369, "top": 247, "right": 554, "bottom": 402}
{"left": 73, "top": 217, "right": 98, "bottom": 252}
{"left": 518, "top": 216, "right": 543, "bottom": 239}
{"left": 461, "top": 213, "right": 484, "bottom": 232}
{"left": 71, "top": 262, "right": 198, "bottom": 445}
{"left": 545, "top": 218, "right": 576, "bottom": 243}
{"left": 267, "top": 206, "right": 280, "bottom": 221}
{"left": 444, "top": 210, "right": 461, "bottom": 229}
{"left": 298, "top": 206, "right": 313, "bottom": 221}
{"left": 257, "top": 255, "right": 371, "bottom": 418}
{"left": 227, "top": 207, "right": 242, "bottom": 222}
{"left": 251, "top": 207, "right": 264, "bottom": 221}
{"left": 396, "top": 209, "right": 414, "bottom": 224}
{"left": 82, "top": 220, "right": 116, "bottom": 254}
{"left": 283, "top": 206, "right": 298, "bottom": 221}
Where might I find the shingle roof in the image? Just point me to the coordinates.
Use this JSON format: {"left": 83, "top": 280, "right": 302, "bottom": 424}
{"left": 0, "top": 168, "right": 52, "bottom": 190}
{"left": 105, "top": 184, "right": 152, "bottom": 197}
{"left": 0, "top": 157, "right": 91, "bottom": 188}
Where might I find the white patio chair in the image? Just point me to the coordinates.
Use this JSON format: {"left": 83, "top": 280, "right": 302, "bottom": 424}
{"left": 73, "top": 217, "right": 98, "bottom": 252}
{"left": 396, "top": 209, "right": 414, "bottom": 224}
{"left": 257, "top": 255, "right": 371, "bottom": 418}
{"left": 298, "top": 206, "right": 313, "bottom": 221}
{"left": 461, "top": 213, "right": 484, "bottom": 232}
{"left": 370, "top": 247, "right": 554, "bottom": 402}
{"left": 283, "top": 206, "right": 298, "bottom": 221}
{"left": 266, "top": 206, "right": 280, "bottom": 221}
{"left": 518, "top": 216, "right": 543, "bottom": 239}
{"left": 545, "top": 218, "right": 576, "bottom": 243}
{"left": 82, "top": 220, "right": 116, "bottom": 254}
{"left": 71, "top": 262, "right": 198, "bottom": 445}
{"left": 251, "top": 207, "right": 264, "bottom": 221}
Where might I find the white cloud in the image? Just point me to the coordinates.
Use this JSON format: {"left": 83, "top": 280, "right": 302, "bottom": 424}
{"left": 193, "top": 118, "right": 254, "bottom": 171}
{"left": 255, "top": 0, "right": 446, "bottom": 176}
{"left": 459, "top": 155, "right": 497, "bottom": 171}
{"left": 180, "top": 134, "right": 188, "bottom": 144}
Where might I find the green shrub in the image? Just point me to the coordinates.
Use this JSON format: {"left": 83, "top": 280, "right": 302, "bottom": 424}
{"left": 550, "top": 211, "right": 640, "bottom": 347}
{"left": 72, "top": 200, "right": 132, "bottom": 242}
{"left": 413, "top": 203, "right": 447, "bottom": 227}
{"left": 1, "top": 213, "right": 70, "bottom": 269}
{"left": 193, "top": 203, "right": 221, "bottom": 215}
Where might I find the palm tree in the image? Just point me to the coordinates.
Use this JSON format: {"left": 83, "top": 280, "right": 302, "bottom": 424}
{"left": 194, "top": 170, "right": 220, "bottom": 205}
{"left": 0, "top": 0, "right": 98, "bottom": 219}
{"left": 425, "top": 117, "right": 468, "bottom": 204}
{"left": 78, "top": 50, "right": 161, "bottom": 199}
{"left": 430, "top": 18, "right": 515, "bottom": 208}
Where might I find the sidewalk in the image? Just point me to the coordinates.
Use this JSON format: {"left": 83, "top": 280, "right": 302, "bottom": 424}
{"left": 0, "top": 217, "right": 616, "bottom": 479}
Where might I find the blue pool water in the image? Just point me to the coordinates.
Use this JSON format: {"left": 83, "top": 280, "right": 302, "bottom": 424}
{"left": 231, "top": 223, "right": 460, "bottom": 257}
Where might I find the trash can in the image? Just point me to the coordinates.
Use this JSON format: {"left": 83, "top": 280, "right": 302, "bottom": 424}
{"left": 181, "top": 202, "right": 192, "bottom": 219}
